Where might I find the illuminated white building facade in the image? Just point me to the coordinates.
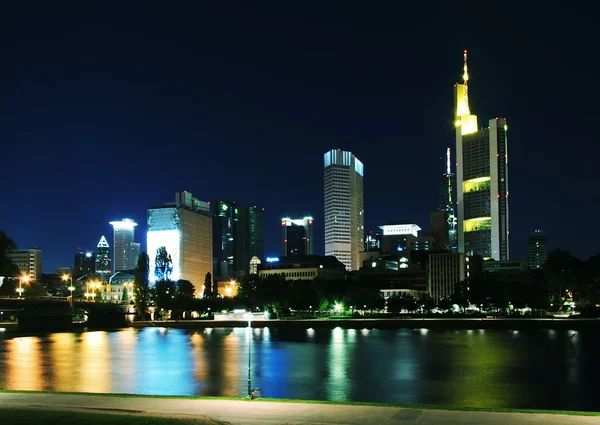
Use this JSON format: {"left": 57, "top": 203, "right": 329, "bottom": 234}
{"left": 455, "top": 51, "right": 509, "bottom": 260}
{"left": 147, "top": 192, "right": 212, "bottom": 293}
{"left": 324, "top": 149, "right": 364, "bottom": 271}
{"left": 109, "top": 218, "right": 138, "bottom": 272}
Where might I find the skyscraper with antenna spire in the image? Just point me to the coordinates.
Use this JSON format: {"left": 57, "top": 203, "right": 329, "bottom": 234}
{"left": 454, "top": 50, "right": 509, "bottom": 260}
{"left": 438, "top": 147, "right": 457, "bottom": 251}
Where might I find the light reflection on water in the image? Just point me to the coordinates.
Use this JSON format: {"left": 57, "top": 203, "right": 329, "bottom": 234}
{"left": 0, "top": 327, "right": 598, "bottom": 411}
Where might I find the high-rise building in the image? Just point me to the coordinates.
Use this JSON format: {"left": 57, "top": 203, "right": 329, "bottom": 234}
{"left": 281, "top": 217, "right": 314, "bottom": 256}
{"left": 379, "top": 222, "right": 421, "bottom": 254}
{"left": 428, "top": 211, "right": 449, "bottom": 251}
{"left": 438, "top": 148, "right": 458, "bottom": 251}
{"left": 6, "top": 249, "right": 42, "bottom": 281}
{"left": 74, "top": 251, "right": 96, "bottom": 276}
{"left": 95, "top": 236, "right": 111, "bottom": 281}
{"left": 147, "top": 192, "right": 212, "bottom": 293}
{"left": 109, "top": 218, "right": 138, "bottom": 272}
{"left": 528, "top": 230, "right": 547, "bottom": 270}
{"left": 455, "top": 50, "right": 509, "bottom": 260}
{"left": 324, "top": 149, "right": 364, "bottom": 271}
{"left": 213, "top": 200, "right": 265, "bottom": 279}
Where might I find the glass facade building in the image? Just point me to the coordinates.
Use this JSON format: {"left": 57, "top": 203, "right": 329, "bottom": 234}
{"left": 95, "top": 236, "right": 112, "bottom": 281}
{"left": 213, "top": 200, "right": 265, "bottom": 279}
{"left": 109, "top": 218, "right": 138, "bottom": 272}
{"left": 281, "top": 217, "right": 314, "bottom": 256}
{"left": 528, "top": 230, "right": 547, "bottom": 270}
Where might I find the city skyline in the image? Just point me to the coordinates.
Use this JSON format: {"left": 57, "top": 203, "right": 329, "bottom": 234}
{"left": 1, "top": 4, "right": 597, "bottom": 272}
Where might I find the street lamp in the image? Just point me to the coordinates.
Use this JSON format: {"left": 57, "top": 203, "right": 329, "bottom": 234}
{"left": 17, "top": 274, "right": 29, "bottom": 298}
{"left": 62, "top": 274, "right": 74, "bottom": 305}
{"left": 245, "top": 311, "right": 252, "bottom": 397}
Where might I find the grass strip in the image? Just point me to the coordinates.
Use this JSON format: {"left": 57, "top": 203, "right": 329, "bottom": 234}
{"left": 0, "top": 407, "right": 227, "bottom": 425}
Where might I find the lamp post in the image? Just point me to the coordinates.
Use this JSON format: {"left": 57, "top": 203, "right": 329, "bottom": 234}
{"left": 246, "top": 311, "right": 252, "bottom": 397}
{"left": 62, "top": 274, "right": 74, "bottom": 306}
{"left": 17, "top": 274, "right": 29, "bottom": 298}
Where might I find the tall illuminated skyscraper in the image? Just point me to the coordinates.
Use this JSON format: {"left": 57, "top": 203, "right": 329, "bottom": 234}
{"left": 454, "top": 50, "right": 509, "bottom": 260}
{"left": 109, "top": 218, "right": 138, "bottom": 272}
{"left": 95, "top": 236, "right": 111, "bottom": 281}
{"left": 324, "top": 149, "right": 364, "bottom": 271}
{"left": 147, "top": 191, "right": 212, "bottom": 293}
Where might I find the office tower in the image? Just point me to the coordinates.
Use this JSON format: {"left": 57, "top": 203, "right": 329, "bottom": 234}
{"left": 324, "top": 149, "right": 364, "bottom": 271}
{"left": 438, "top": 148, "right": 458, "bottom": 251}
{"left": 6, "top": 249, "right": 42, "bottom": 281}
{"left": 131, "top": 242, "right": 141, "bottom": 265}
{"left": 109, "top": 218, "right": 138, "bottom": 272}
{"left": 74, "top": 251, "right": 96, "bottom": 276}
{"left": 364, "top": 231, "right": 382, "bottom": 252}
{"left": 95, "top": 236, "right": 111, "bottom": 281}
{"left": 455, "top": 50, "right": 509, "bottom": 260}
{"left": 281, "top": 217, "right": 314, "bottom": 256}
{"left": 147, "top": 191, "right": 212, "bottom": 293}
{"left": 528, "top": 230, "right": 547, "bottom": 270}
{"left": 379, "top": 222, "right": 421, "bottom": 254}
{"left": 213, "top": 200, "right": 265, "bottom": 279}
{"left": 428, "top": 211, "right": 449, "bottom": 251}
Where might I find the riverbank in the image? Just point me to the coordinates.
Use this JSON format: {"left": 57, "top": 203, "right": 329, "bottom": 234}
{"left": 128, "top": 317, "right": 600, "bottom": 331}
{"left": 0, "top": 391, "right": 597, "bottom": 425}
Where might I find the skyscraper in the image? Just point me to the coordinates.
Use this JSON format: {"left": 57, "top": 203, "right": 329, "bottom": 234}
{"left": 528, "top": 230, "right": 547, "bottom": 270}
{"left": 147, "top": 191, "right": 212, "bottom": 293}
{"left": 454, "top": 50, "right": 509, "bottom": 260}
{"left": 212, "top": 200, "right": 265, "bottom": 279}
{"left": 281, "top": 217, "right": 314, "bottom": 256}
{"left": 109, "top": 218, "right": 138, "bottom": 272}
{"left": 6, "top": 249, "right": 42, "bottom": 281}
{"left": 74, "top": 251, "right": 96, "bottom": 277}
{"left": 438, "top": 148, "right": 457, "bottom": 251}
{"left": 95, "top": 236, "right": 111, "bottom": 281}
{"left": 324, "top": 149, "right": 364, "bottom": 271}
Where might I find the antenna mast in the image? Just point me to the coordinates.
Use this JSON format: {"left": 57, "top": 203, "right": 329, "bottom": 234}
{"left": 462, "top": 50, "right": 470, "bottom": 115}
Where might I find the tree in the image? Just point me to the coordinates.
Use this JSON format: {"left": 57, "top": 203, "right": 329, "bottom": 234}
{"left": 154, "top": 280, "right": 176, "bottom": 310}
{"left": 154, "top": 247, "right": 173, "bottom": 282}
{"left": 203, "top": 272, "right": 212, "bottom": 298}
{"left": 213, "top": 279, "right": 219, "bottom": 298}
{"left": 122, "top": 285, "right": 129, "bottom": 302}
{"left": 177, "top": 279, "right": 196, "bottom": 299}
{"left": 0, "top": 230, "right": 18, "bottom": 277}
{"left": 134, "top": 252, "right": 151, "bottom": 319}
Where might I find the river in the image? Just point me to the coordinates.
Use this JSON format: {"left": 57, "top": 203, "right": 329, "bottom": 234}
{"left": 0, "top": 326, "right": 597, "bottom": 411}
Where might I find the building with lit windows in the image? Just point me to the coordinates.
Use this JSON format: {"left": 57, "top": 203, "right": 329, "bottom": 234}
{"left": 281, "top": 217, "right": 313, "bottom": 256}
{"left": 6, "top": 249, "right": 42, "bottom": 281}
{"left": 109, "top": 218, "right": 138, "bottom": 272}
{"left": 147, "top": 191, "right": 212, "bottom": 293}
{"left": 455, "top": 50, "right": 509, "bottom": 260}
{"left": 212, "top": 200, "right": 264, "bottom": 280}
{"left": 364, "top": 231, "right": 382, "bottom": 252}
{"left": 95, "top": 236, "right": 111, "bottom": 281}
{"left": 528, "top": 230, "right": 547, "bottom": 270}
{"left": 324, "top": 149, "right": 364, "bottom": 271}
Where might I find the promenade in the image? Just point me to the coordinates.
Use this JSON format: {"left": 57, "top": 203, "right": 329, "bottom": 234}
{"left": 0, "top": 392, "right": 596, "bottom": 425}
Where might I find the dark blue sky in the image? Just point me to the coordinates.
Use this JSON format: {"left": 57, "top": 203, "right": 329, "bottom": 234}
{"left": 1, "top": 2, "right": 597, "bottom": 272}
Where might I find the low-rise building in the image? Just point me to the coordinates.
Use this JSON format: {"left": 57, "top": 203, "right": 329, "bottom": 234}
{"left": 259, "top": 255, "right": 346, "bottom": 281}
{"left": 107, "top": 272, "right": 134, "bottom": 302}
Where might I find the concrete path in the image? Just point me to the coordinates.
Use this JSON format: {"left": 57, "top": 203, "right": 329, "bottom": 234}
{"left": 0, "top": 392, "right": 596, "bottom": 425}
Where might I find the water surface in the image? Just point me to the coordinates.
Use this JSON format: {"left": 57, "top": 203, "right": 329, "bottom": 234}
{"left": 0, "top": 327, "right": 597, "bottom": 411}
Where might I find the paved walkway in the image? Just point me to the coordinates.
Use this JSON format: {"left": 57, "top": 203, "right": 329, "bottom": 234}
{"left": 0, "top": 392, "right": 596, "bottom": 425}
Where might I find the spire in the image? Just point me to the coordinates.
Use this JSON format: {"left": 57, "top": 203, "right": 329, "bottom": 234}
{"left": 446, "top": 148, "right": 451, "bottom": 175}
{"left": 462, "top": 49, "right": 470, "bottom": 115}
{"left": 97, "top": 235, "right": 109, "bottom": 248}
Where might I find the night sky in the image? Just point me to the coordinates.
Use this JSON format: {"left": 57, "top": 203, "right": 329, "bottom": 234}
{"left": 1, "top": 3, "right": 597, "bottom": 273}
